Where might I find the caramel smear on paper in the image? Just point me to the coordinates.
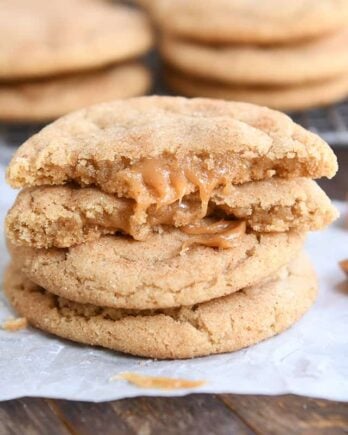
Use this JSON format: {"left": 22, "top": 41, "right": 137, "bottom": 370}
{"left": 112, "top": 372, "right": 206, "bottom": 390}
{"left": 2, "top": 317, "right": 27, "bottom": 332}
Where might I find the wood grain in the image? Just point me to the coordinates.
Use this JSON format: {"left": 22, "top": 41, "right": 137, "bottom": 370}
{"left": 1, "top": 395, "right": 347, "bottom": 435}
{"left": 0, "top": 398, "right": 70, "bottom": 435}
{"left": 47, "top": 395, "right": 255, "bottom": 435}
{"left": 220, "top": 394, "right": 348, "bottom": 435}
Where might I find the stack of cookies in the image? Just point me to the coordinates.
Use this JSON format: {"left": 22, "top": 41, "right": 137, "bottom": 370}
{"left": 0, "top": 0, "right": 153, "bottom": 122}
{"left": 143, "top": 0, "right": 348, "bottom": 111}
{"left": 4, "top": 96, "right": 338, "bottom": 359}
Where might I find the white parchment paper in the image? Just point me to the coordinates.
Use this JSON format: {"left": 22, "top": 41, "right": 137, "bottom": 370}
{"left": 0, "top": 164, "right": 347, "bottom": 402}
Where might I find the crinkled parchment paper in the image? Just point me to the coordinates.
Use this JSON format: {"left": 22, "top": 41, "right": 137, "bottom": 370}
{"left": 0, "top": 164, "right": 347, "bottom": 402}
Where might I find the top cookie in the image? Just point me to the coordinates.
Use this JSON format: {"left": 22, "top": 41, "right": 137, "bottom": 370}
{"left": 7, "top": 96, "right": 337, "bottom": 218}
{"left": 142, "top": 0, "right": 348, "bottom": 44}
{"left": 0, "top": 0, "right": 153, "bottom": 79}
{"left": 7, "top": 97, "right": 337, "bottom": 216}
{"left": 7, "top": 96, "right": 337, "bottom": 186}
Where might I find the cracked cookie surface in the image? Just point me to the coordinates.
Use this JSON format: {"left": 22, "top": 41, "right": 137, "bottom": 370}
{"left": 4, "top": 253, "right": 317, "bottom": 359}
{"left": 8, "top": 230, "right": 304, "bottom": 309}
{"left": 7, "top": 97, "right": 337, "bottom": 196}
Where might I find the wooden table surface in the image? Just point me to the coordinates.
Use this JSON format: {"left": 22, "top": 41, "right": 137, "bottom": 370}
{"left": 1, "top": 148, "right": 347, "bottom": 435}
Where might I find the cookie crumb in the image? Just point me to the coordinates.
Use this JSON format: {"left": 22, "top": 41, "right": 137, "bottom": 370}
{"left": 339, "top": 259, "right": 348, "bottom": 276}
{"left": 111, "top": 372, "right": 206, "bottom": 389}
{"left": 2, "top": 317, "right": 28, "bottom": 332}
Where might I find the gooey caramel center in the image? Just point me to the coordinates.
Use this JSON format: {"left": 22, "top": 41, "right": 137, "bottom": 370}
{"left": 118, "top": 157, "right": 231, "bottom": 220}
{"left": 90, "top": 157, "right": 247, "bottom": 249}
{"left": 181, "top": 220, "right": 246, "bottom": 251}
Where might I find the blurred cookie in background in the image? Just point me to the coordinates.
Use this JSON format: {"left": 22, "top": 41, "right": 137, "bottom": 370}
{"left": 142, "top": 0, "right": 348, "bottom": 110}
{"left": 165, "top": 68, "right": 348, "bottom": 112}
{"left": 141, "top": 0, "right": 348, "bottom": 44}
{"left": 161, "top": 29, "right": 348, "bottom": 86}
{"left": 0, "top": 0, "right": 152, "bottom": 79}
{"left": 0, "top": 64, "right": 151, "bottom": 122}
{"left": 0, "top": 0, "right": 153, "bottom": 122}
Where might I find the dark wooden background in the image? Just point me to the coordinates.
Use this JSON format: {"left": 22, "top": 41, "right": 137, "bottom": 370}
{"left": 0, "top": 148, "right": 347, "bottom": 435}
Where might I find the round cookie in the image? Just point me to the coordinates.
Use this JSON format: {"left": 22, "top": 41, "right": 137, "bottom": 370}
{"left": 6, "top": 179, "right": 338, "bottom": 248}
{"left": 4, "top": 254, "right": 317, "bottom": 359}
{"left": 0, "top": 63, "right": 151, "bottom": 122}
{"left": 7, "top": 97, "right": 337, "bottom": 194}
{"left": 0, "top": 0, "right": 153, "bottom": 79}
{"left": 8, "top": 230, "right": 305, "bottom": 309}
{"left": 161, "top": 29, "right": 348, "bottom": 86}
{"left": 142, "top": 0, "right": 348, "bottom": 44}
{"left": 165, "top": 70, "right": 348, "bottom": 111}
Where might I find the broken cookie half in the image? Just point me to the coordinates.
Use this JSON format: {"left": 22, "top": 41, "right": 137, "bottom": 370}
{"left": 6, "top": 177, "right": 337, "bottom": 249}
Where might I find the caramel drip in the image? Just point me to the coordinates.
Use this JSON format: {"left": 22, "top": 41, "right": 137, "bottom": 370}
{"left": 117, "top": 157, "right": 230, "bottom": 220}
{"left": 115, "top": 372, "right": 205, "bottom": 390}
{"left": 181, "top": 220, "right": 246, "bottom": 251}
{"left": 133, "top": 159, "right": 172, "bottom": 201}
{"left": 122, "top": 158, "right": 188, "bottom": 220}
{"left": 170, "top": 167, "right": 188, "bottom": 201}
{"left": 184, "top": 167, "right": 224, "bottom": 217}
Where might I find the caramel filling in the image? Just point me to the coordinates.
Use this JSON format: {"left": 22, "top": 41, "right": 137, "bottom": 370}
{"left": 181, "top": 219, "right": 246, "bottom": 251}
{"left": 73, "top": 195, "right": 223, "bottom": 242}
{"left": 117, "top": 157, "right": 231, "bottom": 221}
{"left": 115, "top": 372, "right": 205, "bottom": 390}
{"left": 148, "top": 200, "right": 215, "bottom": 228}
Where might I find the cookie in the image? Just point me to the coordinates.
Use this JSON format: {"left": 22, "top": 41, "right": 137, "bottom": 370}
{"left": 0, "top": 63, "right": 151, "bottom": 122}
{"left": 0, "top": 0, "right": 153, "bottom": 79}
{"left": 7, "top": 97, "right": 337, "bottom": 213}
{"left": 8, "top": 229, "right": 304, "bottom": 309}
{"left": 141, "top": 0, "right": 348, "bottom": 44}
{"left": 165, "top": 70, "right": 348, "bottom": 111}
{"left": 161, "top": 29, "right": 348, "bottom": 86}
{"left": 4, "top": 253, "right": 317, "bottom": 359}
{"left": 6, "top": 179, "right": 337, "bottom": 248}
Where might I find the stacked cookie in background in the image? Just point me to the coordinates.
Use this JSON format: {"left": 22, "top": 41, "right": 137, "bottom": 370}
{"left": 4, "top": 96, "right": 338, "bottom": 359}
{"left": 0, "top": 0, "right": 153, "bottom": 123}
{"left": 142, "top": 0, "right": 348, "bottom": 111}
